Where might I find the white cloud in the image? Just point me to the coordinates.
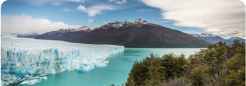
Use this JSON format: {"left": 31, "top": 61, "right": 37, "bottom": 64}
{"left": 24, "top": 0, "right": 86, "bottom": 6}
{"left": 1, "top": 15, "right": 81, "bottom": 34}
{"left": 108, "top": 0, "right": 127, "bottom": 4}
{"left": 61, "top": 9, "right": 71, "bottom": 12}
{"left": 140, "top": 0, "right": 245, "bottom": 38}
{"left": 77, "top": 5, "right": 119, "bottom": 17}
{"left": 51, "top": 2, "right": 62, "bottom": 6}
{"left": 67, "top": 0, "right": 85, "bottom": 3}
{"left": 77, "top": 5, "right": 87, "bottom": 11}
{"left": 108, "top": 0, "right": 117, "bottom": 2}
{"left": 116, "top": 0, "right": 127, "bottom": 4}
{"left": 87, "top": 18, "right": 94, "bottom": 25}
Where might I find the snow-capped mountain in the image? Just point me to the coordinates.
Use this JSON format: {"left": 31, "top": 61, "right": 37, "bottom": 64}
{"left": 36, "top": 18, "right": 209, "bottom": 48}
{"left": 95, "top": 18, "right": 152, "bottom": 29}
{"left": 73, "top": 26, "right": 93, "bottom": 32}
{"left": 43, "top": 18, "right": 154, "bottom": 35}
{"left": 132, "top": 18, "right": 148, "bottom": 24}
{"left": 55, "top": 26, "right": 93, "bottom": 33}
{"left": 190, "top": 33, "right": 218, "bottom": 37}
{"left": 190, "top": 33, "right": 245, "bottom": 44}
{"left": 227, "top": 37, "right": 245, "bottom": 42}
{"left": 226, "top": 37, "right": 245, "bottom": 44}
{"left": 190, "top": 33, "right": 226, "bottom": 44}
{"left": 45, "top": 26, "right": 93, "bottom": 36}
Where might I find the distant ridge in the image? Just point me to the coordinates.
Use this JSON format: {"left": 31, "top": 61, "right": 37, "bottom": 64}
{"left": 16, "top": 32, "right": 40, "bottom": 38}
{"left": 36, "top": 18, "right": 210, "bottom": 48}
{"left": 190, "top": 33, "right": 245, "bottom": 45}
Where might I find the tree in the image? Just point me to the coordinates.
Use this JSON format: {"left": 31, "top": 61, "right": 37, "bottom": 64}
{"left": 126, "top": 54, "right": 165, "bottom": 86}
{"left": 203, "top": 42, "right": 227, "bottom": 77}
{"left": 226, "top": 53, "right": 245, "bottom": 71}
{"left": 144, "top": 55, "right": 165, "bottom": 86}
{"left": 161, "top": 53, "right": 187, "bottom": 79}
{"left": 190, "top": 66, "right": 205, "bottom": 86}
{"left": 225, "top": 67, "right": 245, "bottom": 86}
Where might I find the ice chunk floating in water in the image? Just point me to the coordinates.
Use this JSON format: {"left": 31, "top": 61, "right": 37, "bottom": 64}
{"left": 1, "top": 35, "right": 124, "bottom": 85}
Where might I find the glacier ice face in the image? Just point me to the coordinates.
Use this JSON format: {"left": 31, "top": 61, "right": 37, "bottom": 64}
{"left": 1, "top": 34, "right": 124, "bottom": 85}
{"left": 19, "top": 76, "right": 47, "bottom": 85}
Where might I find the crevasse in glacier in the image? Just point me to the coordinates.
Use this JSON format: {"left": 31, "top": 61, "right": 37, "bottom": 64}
{"left": 1, "top": 34, "right": 124, "bottom": 85}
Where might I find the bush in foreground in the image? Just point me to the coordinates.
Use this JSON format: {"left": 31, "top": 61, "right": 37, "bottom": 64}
{"left": 126, "top": 41, "right": 245, "bottom": 86}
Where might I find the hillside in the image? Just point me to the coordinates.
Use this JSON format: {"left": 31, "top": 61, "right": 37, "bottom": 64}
{"left": 36, "top": 19, "right": 210, "bottom": 48}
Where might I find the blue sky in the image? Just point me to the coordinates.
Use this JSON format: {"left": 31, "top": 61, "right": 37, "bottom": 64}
{"left": 1, "top": 0, "right": 245, "bottom": 38}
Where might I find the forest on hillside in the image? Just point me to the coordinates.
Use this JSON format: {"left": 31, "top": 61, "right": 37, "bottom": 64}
{"left": 125, "top": 41, "right": 245, "bottom": 86}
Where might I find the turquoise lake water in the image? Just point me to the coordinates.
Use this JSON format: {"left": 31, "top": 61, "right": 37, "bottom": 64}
{"left": 17, "top": 48, "right": 202, "bottom": 86}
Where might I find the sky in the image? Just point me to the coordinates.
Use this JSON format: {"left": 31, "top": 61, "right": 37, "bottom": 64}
{"left": 1, "top": 0, "right": 245, "bottom": 38}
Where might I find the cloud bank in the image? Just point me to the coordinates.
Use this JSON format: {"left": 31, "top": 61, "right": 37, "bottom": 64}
{"left": 24, "top": 0, "right": 86, "bottom": 6}
{"left": 77, "top": 4, "right": 119, "bottom": 17}
{"left": 140, "top": 0, "right": 245, "bottom": 38}
{"left": 109, "top": 0, "right": 127, "bottom": 4}
{"left": 2, "top": 15, "right": 81, "bottom": 34}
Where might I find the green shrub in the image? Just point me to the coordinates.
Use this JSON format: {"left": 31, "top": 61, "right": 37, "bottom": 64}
{"left": 190, "top": 66, "right": 205, "bottom": 86}
{"left": 125, "top": 42, "right": 245, "bottom": 86}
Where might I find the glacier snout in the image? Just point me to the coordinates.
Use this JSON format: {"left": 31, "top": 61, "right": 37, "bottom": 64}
{"left": 1, "top": 36, "right": 124, "bottom": 85}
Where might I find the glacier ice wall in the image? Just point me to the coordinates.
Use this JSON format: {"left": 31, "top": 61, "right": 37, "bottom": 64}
{"left": 1, "top": 35, "right": 124, "bottom": 85}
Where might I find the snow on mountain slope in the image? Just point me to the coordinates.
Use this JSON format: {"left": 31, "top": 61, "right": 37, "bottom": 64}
{"left": 132, "top": 18, "right": 148, "bottom": 24}
{"left": 95, "top": 18, "right": 150, "bottom": 30}
{"left": 44, "top": 26, "right": 93, "bottom": 36}
{"left": 1, "top": 35, "right": 124, "bottom": 85}
{"left": 227, "top": 37, "right": 245, "bottom": 42}
{"left": 190, "top": 33, "right": 245, "bottom": 44}
{"left": 190, "top": 33, "right": 218, "bottom": 37}
{"left": 226, "top": 37, "right": 245, "bottom": 45}
{"left": 189, "top": 33, "right": 226, "bottom": 44}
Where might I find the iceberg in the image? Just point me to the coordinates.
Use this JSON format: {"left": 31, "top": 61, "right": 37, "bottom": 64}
{"left": 1, "top": 34, "right": 124, "bottom": 85}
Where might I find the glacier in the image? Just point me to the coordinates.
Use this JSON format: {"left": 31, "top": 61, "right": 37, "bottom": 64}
{"left": 1, "top": 34, "right": 124, "bottom": 86}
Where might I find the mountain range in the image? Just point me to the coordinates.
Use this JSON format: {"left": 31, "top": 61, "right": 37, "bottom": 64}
{"left": 190, "top": 33, "right": 245, "bottom": 45}
{"left": 16, "top": 32, "right": 40, "bottom": 38}
{"left": 35, "top": 19, "right": 209, "bottom": 48}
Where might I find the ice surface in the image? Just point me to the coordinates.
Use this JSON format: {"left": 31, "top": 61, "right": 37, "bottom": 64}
{"left": 1, "top": 34, "right": 124, "bottom": 85}
{"left": 19, "top": 76, "right": 47, "bottom": 85}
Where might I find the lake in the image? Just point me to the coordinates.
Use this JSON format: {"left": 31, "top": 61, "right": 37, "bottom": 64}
{"left": 16, "top": 48, "right": 202, "bottom": 86}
